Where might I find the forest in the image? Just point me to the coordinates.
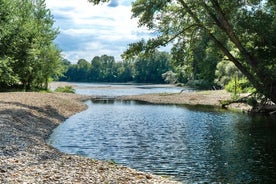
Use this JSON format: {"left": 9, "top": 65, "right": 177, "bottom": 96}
{"left": 60, "top": 50, "right": 250, "bottom": 93}
{"left": 60, "top": 51, "right": 172, "bottom": 84}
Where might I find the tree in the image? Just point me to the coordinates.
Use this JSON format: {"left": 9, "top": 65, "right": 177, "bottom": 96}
{"left": 99, "top": 55, "right": 116, "bottom": 82}
{"left": 133, "top": 50, "right": 171, "bottom": 83}
{"left": 0, "top": 0, "right": 61, "bottom": 90}
{"left": 116, "top": 60, "right": 134, "bottom": 82}
{"left": 60, "top": 52, "right": 172, "bottom": 83}
{"left": 0, "top": 0, "right": 19, "bottom": 89}
{"left": 215, "top": 59, "right": 243, "bottom": 87}
{"left": 33, "top": 44, "right": 64, "bottom": 89}
{"left": 0, "top": 57, "right": 18, "bottom": 89}
{"left": 89, "top": 0, "right": 276, "bottom": 103}
{"left": 90, "top": 56, "right": 103, "bottom": 81}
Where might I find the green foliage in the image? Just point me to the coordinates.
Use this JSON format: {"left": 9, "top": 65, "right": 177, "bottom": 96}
{"left": 133, "top": 51, "right": 171, "bottom": 83}
{"left": 162, "top": 71, "right": 177, "bottom": 84}
{"left": 97, "top": 0, "right": 276, "bottom": 103}
{"left": 62, "top": 51, "right": 172, "bottom": 84}
{"left": 55, "top": 86, "right": 75, "bottom": 94}
{"left": 215, "top": 59, "right": 243, "bottom": 87}
{"left": 225, "top": 77, "right": 255, "bottom": 94}
{"left": 0, "top": 0, "right": 61, "bottom": 91}
{"left": 186, "top": 80, "right": 216, "bottom": 90}
{"left": 0, "top": 57, "right": 18, "bottom": 88}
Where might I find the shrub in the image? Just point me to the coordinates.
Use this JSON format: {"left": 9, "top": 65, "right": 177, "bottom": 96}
{"left": 186, "top": 79, "right": 217, "bottom": 90}
{"left": 55, "top": 86, "right": 75, "bottom": 93}
{"left": 225, "top": 78, "right": 255, "bottom": 93}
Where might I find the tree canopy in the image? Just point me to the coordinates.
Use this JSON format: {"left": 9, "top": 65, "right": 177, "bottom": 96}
{"left": 60, "top": 51, "right": 172, "bottom": 83}
{"left": 0, "top": 0, "right": 63, "bottom": 91}
{"left": 89, "top": 0, "right": 276, "bottom": 103}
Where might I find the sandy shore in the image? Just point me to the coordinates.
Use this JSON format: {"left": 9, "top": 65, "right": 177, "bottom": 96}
{"left": 0, "top": 92, "right": 180, "bottom": 184}
{"left": 118, "top": 90, "right": 252, "bottom": 112}
{"left": 50, "top": 82, "right": 251, "bottom": 112}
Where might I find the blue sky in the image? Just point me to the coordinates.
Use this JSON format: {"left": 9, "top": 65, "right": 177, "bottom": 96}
{"left": 45, "top": 0, "right": 151, "bottom": 63}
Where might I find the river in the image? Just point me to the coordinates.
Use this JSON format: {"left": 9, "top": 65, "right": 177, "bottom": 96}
{"left": 67, "top": 82, "right": 187, "bottom": 96}
{"left": 48, "top": 83, "right": 276, "bottom": 183}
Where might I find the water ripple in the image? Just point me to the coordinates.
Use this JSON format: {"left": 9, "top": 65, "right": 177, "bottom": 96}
{"left": 48, "top": 100, "right": 276, "bottom": 183}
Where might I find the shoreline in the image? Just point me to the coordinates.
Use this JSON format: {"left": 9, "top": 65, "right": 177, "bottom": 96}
{"left": 50, "top": 82, "right": 252, "bottom": 112}
{"left": 0, "top": 88, "right": 252, "bottom": 183}
{"left": 117, "top": 90, "right": 252, "bottom": 113}
{"left": 0, "top": 92, "right": 180, "bottom": 184}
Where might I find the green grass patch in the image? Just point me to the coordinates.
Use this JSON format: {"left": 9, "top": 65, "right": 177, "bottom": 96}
{"left": 54, "top": 86, "right": 75, "bottom": 93}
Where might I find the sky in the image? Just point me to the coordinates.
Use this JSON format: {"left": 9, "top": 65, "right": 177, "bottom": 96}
{"left": 45, "top": 0, "right": 151, "bottom": 63}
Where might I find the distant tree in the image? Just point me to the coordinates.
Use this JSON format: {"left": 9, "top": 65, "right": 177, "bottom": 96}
{"left": 100, "top": 55, "right": 116, "bottom": 82}
{"left": 116, "top": 60, "right": 134, "bottom": 82}
{"left": 215, "top": 59, "right": 243, "bottom": 87}
{"left": 162, "top": 71, "right": 178, "bottom": 84}
{"left": 90, "top": 56, "right": 103, "bottom": 81}
{"left": 171, "top": 32, "right": 221, "bottom": 88}
{"left": 77, "top": 59, "right": 92, "bottom": 81}
{"left": 61, "top": 52, "right": 171, "bottom": 83}
{"left": 133, "top": 51, "right": 171, "bottom": 83}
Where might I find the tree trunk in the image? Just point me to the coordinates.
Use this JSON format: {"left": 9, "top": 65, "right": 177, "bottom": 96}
{"left": 178, "top": 0, "right": 276, "bottom": 104}
{"left": 208, "top": 1, "right": 276, "bottom": 104}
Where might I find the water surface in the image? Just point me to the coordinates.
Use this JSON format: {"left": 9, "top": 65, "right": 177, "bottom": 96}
{"left": 70, "top": 82, "right": 187, "bottom": 96}
{"left": 48, "top": 100, "right": 276, "bottom": 183}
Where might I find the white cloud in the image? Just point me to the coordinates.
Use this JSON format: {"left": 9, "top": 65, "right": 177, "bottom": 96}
{"left": 45, "top": 0, "right": 150, "bottom": 63}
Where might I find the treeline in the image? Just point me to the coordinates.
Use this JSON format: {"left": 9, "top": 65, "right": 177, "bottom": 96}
{"left": 60, "top": 51, "right": 172, "bottom": 84}
{"left": 60, "top": 48, "right": 252, "bottom": 92}
{"left": 0, "top": 0, "right": 63, "bottom": 91}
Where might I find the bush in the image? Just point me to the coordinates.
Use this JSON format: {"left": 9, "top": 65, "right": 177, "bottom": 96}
{"left": 186, "top": 79, "right": 217, "bottom": 90}
{"left": 162, "top": 71, "right": 178, "bottom": 84}
{"left": 225, "top": 78, "right": 255, "bottom": 93}
{"left": 55, "top": 86, "right": 75, "bottom": 93}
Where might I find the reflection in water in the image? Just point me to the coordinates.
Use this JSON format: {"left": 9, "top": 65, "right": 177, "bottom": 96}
{"left": 48, "top": 100, "right": 276, "bottom": 183}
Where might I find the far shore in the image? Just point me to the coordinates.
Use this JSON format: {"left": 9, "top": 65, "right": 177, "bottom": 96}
{"left": 50, "top": 81, "right": 252, "bottom": 112}
{"left": 117, "top": 90, "right": 252, "bottom": 112}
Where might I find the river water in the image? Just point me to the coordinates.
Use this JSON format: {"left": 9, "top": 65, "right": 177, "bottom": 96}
{"left": 48, "top": 83, "right": 276, "bottom": 183}
{"left": 68, "top": 82, "right": 187, "bottom": 96}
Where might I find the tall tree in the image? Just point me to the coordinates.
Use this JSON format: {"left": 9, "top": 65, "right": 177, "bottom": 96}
{"left": 89, "top": 0, "right": 276, "bottom": 103}
{"left": 90, "top": 56, "right": 103, "bottom": 81}
{"left": 0, "top": 0, "right": 19, "bottom": 88}
{"left": 133, "top": 50, "right": 171, "bottom": 83}
{"left": 0, "top": 0, "right": 61, "bottom": 90}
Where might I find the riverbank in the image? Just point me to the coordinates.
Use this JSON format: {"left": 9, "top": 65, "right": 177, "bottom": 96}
{"left": 118, "top": 90, "right": 252, "bottom": 112}
{"left": 50, "top": 82, "right": 252, "bottom": 112}
{"left": 0, "top": 92, "right": 180, "bottom": 184}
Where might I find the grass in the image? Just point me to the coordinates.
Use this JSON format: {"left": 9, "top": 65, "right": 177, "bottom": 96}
{"left": 54, "top": 86, "right": 75, "bottom": 93}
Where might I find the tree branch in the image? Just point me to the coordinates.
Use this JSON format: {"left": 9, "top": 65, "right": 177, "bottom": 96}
{"left": 209, "top": 0, "right": 260, "bottom": 69}
{"left": 164, "top": 24, "right": 199, "bottom": 45}
{"left": 177, "top": 0, "right": 262, "bottom": 90}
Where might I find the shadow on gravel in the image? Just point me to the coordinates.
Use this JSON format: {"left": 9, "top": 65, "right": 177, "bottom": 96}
{"left": 0, "top": 101, "right": 66, "bottom": 156}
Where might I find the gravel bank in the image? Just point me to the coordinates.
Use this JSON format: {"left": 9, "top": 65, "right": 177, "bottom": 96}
{"left": 118, "top": 90, "right": 252, "bottom": 112}
{"left": 0, "top": 92, "right": 180, "bottom": 184}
